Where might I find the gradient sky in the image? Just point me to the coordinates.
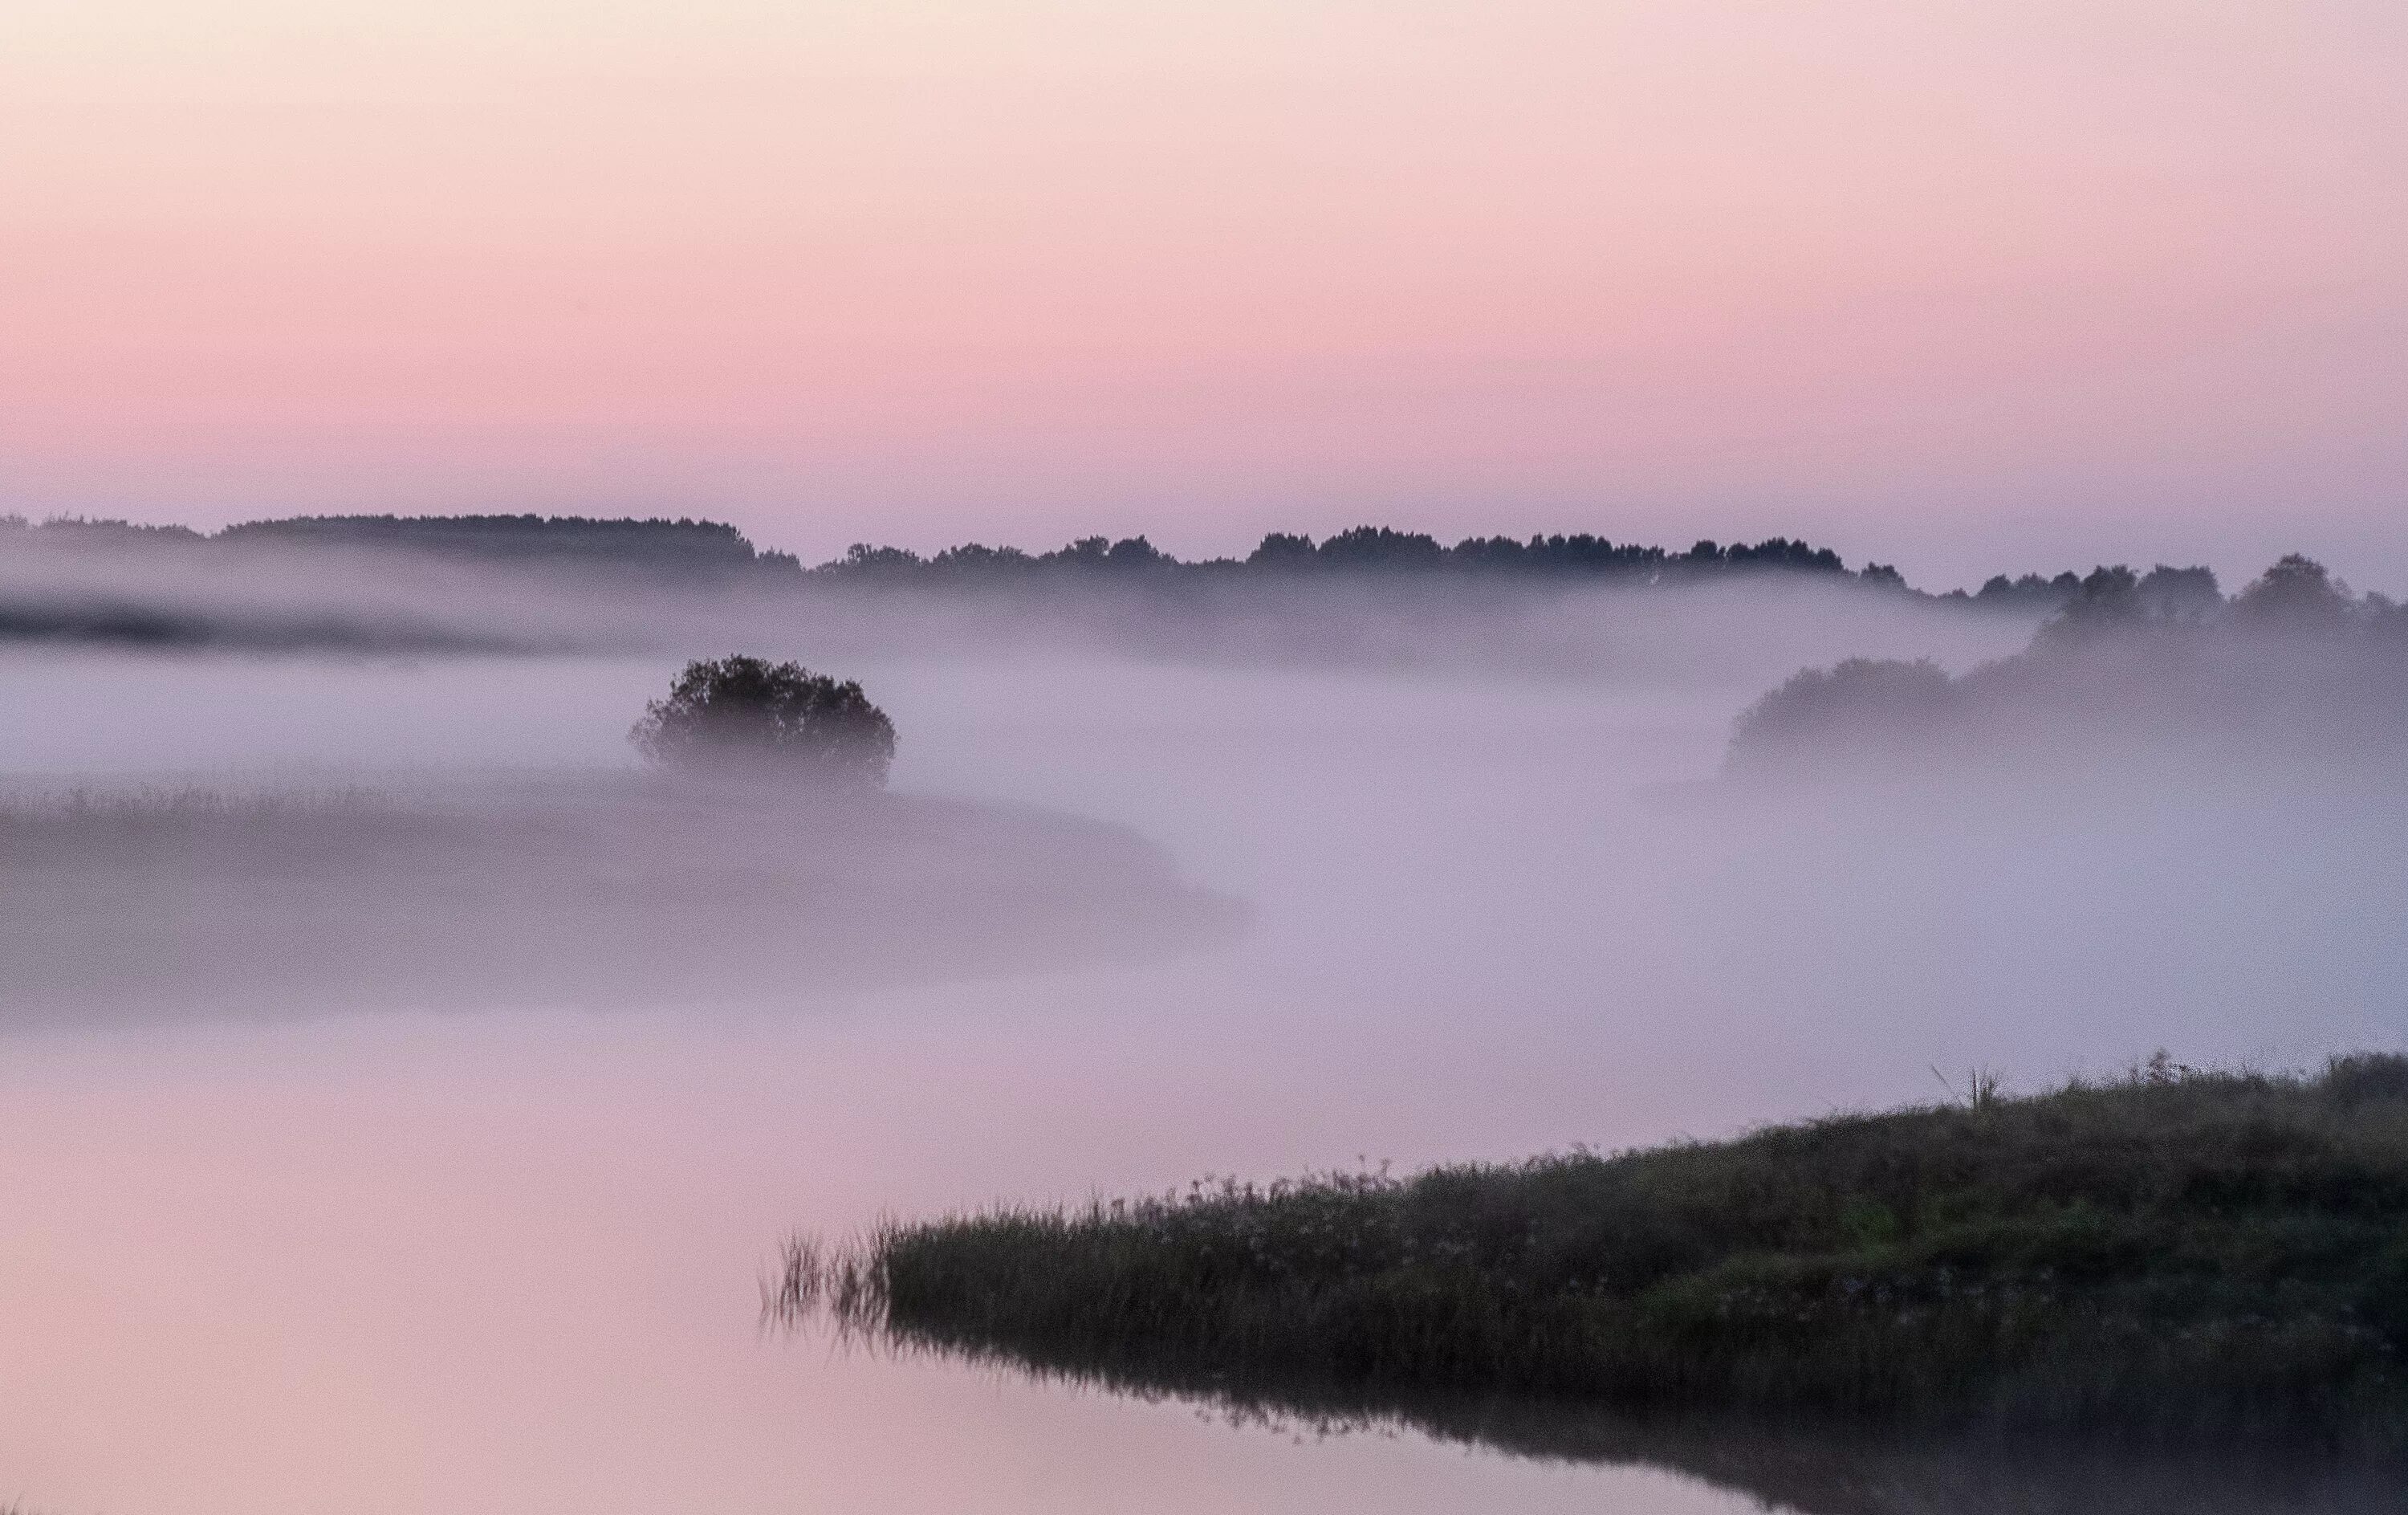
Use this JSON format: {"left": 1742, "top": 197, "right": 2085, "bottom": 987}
{"left": 4, "top": 1, "right": 2402, "bottom": 586}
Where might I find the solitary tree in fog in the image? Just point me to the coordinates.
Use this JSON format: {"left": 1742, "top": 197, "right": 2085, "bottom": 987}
{"left": 631, "top": 656, "right": 897, "bottom": 786}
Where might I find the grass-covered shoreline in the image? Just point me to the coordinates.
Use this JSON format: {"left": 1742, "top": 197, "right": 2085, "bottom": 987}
{"left": 782, "top": 1057, "right": 2408, "bottom": 1452}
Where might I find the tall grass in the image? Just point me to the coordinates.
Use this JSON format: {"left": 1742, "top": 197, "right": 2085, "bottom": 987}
{"left": 0, "top": 782, "right": 397, "bottom": 828}
{"left": 778, "top": 1055, "right": 2408, "bottom": 1451}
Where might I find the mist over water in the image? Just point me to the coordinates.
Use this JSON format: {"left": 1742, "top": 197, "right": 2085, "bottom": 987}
{"left": 2, "top": 574, "right": 2403, "bottom": 1512}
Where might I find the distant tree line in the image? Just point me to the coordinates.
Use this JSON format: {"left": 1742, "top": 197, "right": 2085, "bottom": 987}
{"left": 1952, "top": 563, "right": 2223, "bottom": 617}
{"left": 218, "top": 513, "right": 801, "bottom": 577}
{"left": 1727, "top": 554, "right": 2408, "bottom": 773}
{"left": 6, "top": 514, "right": 1885, "bottom": 588}
{"left": 816, "top": 527, "right": 1861, "bottom": 584}
{"left": 2, "top": 512, "right": 800, "bottom": 583}
{"left": 0, "top": 511, "right": 2340, "bottom": 613}
{"left": 3, "top": 515, "right": 206, "bottom": 545}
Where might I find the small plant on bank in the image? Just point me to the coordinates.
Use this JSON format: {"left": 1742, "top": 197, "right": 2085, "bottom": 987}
{"left": 631, "top": 655, "right": 897, "bottom": 786}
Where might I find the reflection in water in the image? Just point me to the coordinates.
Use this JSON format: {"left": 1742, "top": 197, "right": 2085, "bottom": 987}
{"left": 1348, "top": 1394, "right": 2406, "bottom": 1515}
{"left": 801, "top": 1331, "right": 2408, "bottom": 1515}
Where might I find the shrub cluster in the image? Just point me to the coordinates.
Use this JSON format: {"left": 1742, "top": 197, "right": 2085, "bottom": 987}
{"left": 631, "top": 656, "right": 896, "bottom": 786}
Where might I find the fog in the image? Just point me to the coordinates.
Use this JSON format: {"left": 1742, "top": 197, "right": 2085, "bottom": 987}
{"left": 0, "top": 777, "right": 1238, "bottom": 1028}
{"left": 0, "top": 526, "right": 2037, "bottom": 682}
{"left": 1731, "top": 573, "right": 2408, "bottom": 780}
{"left": 3, "top": 568, "right": 2403, "bottom": 1512}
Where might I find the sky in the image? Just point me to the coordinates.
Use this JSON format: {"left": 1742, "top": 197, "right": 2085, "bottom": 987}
{"left": 2, "top": 0, "right": 2402, "bottom": 588}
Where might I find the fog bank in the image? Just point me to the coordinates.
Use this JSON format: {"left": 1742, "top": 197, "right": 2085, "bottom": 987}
{"left": 2, "top": 635, "right": 2404, "bottom": 1513}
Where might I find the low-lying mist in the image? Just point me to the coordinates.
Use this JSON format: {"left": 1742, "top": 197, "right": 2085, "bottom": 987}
{"left": 2, "top": 551, "right": 2399, "bottom": 1095}
{"left": 0, "top": 775, "right": 1239, "bottom": 1028}
{"left": 5, "top": 561, "right": 2406, "bottom": 1515}
{"left": 1729, "top": 555, "right": 2408, "bottom": 779}
{"left": 0, "top": 525, "right": 2038, "bottom": 686}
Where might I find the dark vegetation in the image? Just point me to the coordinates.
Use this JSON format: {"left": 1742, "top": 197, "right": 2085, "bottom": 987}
{"left": 215, "top": 512, "right": 799, "bottom": 577}
{"left": 819, "top": 526, "right": 1863, "bottom": 585}
{"left": 779, "top": 1057, "right": 2408, "bottom": 1454}
{"left": 7, "top": 510, "right": 2061, "bottom": 596}
{"left": 632, "top": 656, "right": 897, "bottom": 786}
{"left": 2, "top": 512, "right": 2021, "bottom": 659}
{"left": 1729, "top": 555, "right": 2408, "bottom": 773}
{"left": 1, "top": 510, "right": 2183, "bottom": 664}
{"left": 4, "top": 511, "right": 799, "bottom": 582}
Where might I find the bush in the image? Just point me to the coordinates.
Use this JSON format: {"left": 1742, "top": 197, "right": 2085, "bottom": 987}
{"left": 630, "top": 656, "right": 896, "bottom": 785}
{"left": 1725, "top": 658, "right": 1959, "bottom": 774}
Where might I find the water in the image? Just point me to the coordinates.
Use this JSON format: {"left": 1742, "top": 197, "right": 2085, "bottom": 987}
{"left": 3, "top": 648, "right": 2404, "bottom": 1513}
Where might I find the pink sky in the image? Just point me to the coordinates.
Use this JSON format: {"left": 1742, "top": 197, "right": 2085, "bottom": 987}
{"left": 3, "top": 0, "right": 2402, "bottom": 588}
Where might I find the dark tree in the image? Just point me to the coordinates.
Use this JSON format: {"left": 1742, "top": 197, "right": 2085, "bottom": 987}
{"left": 2135, "top": 564, "right": 2222, "bottom": 621}
{"left": 2037, "top": 564, "right": 2143, "bottom": 641}
{"left": 836, "top": 543, "right": 926, "bottom": 575}
{"left": 1247, "top": 531, "right": 1320, "bottom": 568}
{"left": 631, "top": 656, "right": 897, "bottom": 786}
{"left": 2235, "top": 553, "right": 2349, "bottom": 627}
{"left": 1725, "top": 657, "right": 1960, "bottom": 773}
{"left": 1315, "top": 526, "right": 1445, "bottom": 569}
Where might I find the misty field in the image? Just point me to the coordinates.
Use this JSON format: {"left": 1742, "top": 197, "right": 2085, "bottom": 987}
{"left": 781, "top": 1057, "right": 2408, "bottom": 1452}
{"left": 0, "top": 779, "right": 1238, "bottom": 1021}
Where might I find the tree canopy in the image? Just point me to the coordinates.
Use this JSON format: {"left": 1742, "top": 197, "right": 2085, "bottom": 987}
{"left": 630, "top": 656, "right": 897, "bottom": 786}
{"left": 1727, "top": 555, "right": 2408, "bottom": 773}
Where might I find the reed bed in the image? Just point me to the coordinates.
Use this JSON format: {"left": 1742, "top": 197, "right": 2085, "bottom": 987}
{"left": 777, "top": 1055, "right": 2408, "bottom": 1450}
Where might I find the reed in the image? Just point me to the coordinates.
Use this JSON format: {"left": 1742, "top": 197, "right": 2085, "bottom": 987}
{"left": 779, "top": 1054, "right": 2408, "bottom": 1450}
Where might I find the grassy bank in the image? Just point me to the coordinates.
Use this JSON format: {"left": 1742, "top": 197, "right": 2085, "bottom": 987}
{"left": 784, "top": 1057, "right": 2408, "bottom": 1450}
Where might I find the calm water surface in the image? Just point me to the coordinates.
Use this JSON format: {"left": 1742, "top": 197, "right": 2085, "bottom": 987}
{"left": 2, "top": 651, "right": 2402, "bottom": 1513}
